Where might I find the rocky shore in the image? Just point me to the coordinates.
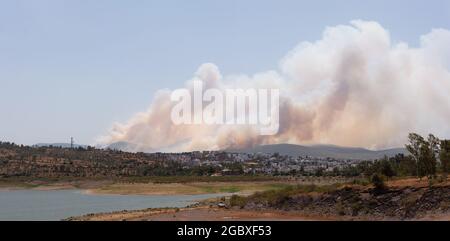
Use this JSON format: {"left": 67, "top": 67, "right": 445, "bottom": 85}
{"left": 232, "top": 184, "right": 450, "bottom": 220}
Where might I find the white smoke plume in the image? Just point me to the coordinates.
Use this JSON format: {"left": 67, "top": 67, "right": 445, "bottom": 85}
{"left": 98, "top": 20, "right": 450, "bottom": 152}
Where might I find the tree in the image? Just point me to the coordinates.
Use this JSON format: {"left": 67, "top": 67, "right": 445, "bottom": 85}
{"left": 406, "top": 133, "right": 426, "bottom": 179}
{"left": 405, "top": 133, "right": 439, "bottom": 179}
{"left": 426, "top": 134, "right": 440, "bottom": 179}
{"left": 393, "top": 154, "right": 416, "bottom": 176}
{"left": 440, "top": 140, "right": 450, "bottom": 177}
{"left": 380, "top": 157, "right": 395, "bottom": 178}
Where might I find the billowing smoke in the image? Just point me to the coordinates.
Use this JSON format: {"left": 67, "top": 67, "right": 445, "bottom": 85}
{"left": 98, "top": 20, "right": 450, "bottom": 152}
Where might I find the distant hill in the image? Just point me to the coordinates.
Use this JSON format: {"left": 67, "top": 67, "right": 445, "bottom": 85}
{"left": 34, "top": 143, "right": 88, "bottom": 149}
{"left": 228, "top": 144, "right": 407, "bottom": 160}
{"left": 105, "top": 141, "right": 140, "bottom": 152}
{"left": 103, "top": 141, "right": 407, "bottom": 160}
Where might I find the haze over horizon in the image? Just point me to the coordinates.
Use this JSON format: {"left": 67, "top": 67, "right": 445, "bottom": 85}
{"left": 1, "top": 1, "right": 450, "bottom": 151}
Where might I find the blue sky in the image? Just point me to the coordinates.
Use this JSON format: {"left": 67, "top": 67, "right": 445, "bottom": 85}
{"left": 1, "top": 0, "right": 449, "bottom": 145}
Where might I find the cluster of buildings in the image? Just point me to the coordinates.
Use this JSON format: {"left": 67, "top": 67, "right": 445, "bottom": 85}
{"left": 150, "top": 151, "right": 363, "bottom": 176}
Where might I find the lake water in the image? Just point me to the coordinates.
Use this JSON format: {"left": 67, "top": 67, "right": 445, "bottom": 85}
{"left": 0, "top": 189, "right": 224, "bottom": 221}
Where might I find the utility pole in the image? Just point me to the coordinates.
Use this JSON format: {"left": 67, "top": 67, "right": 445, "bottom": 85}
{"left": 70, "top": 137, "right": 74, "bottom": 149}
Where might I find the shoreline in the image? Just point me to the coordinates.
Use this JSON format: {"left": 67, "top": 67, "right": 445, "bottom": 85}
{"left": 65, "top": 206, "right": 342, "bottom": 221}
{"left": 67, "top": 205, "right": 450, "bottom": 221}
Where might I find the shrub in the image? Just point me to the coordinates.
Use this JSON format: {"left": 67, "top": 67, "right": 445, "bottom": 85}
{"left": 229, "top": 195, "right": 247, "bottom": 208}
{"left": 370, "top": 174, "right": 386, "bottom": 190}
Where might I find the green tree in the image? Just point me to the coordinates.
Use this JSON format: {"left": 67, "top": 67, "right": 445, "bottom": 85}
{"left": 405, "top": 133, "right": 439, "bottom": 179}
{"left": 393, "top": 154, "right": 416, "bottom": 176}
{"left": 406, "top": 133, "right": 426, "bottom": 179}
{"left": 426, "top": 134, "right": 440, "bottom": 179}
{"left": 440, "top": 140, "right": 450, "bottom": 177}
{"left": 380, "top": 157, "right": 395, "bottom": 178}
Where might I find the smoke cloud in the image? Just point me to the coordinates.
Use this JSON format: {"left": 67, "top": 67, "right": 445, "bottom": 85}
{"left": 98, "top": 20, "right": 450, "bottom": 152}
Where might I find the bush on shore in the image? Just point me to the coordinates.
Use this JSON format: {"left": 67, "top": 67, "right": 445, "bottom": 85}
{"left": 370, "top": 174, "right": 386, "bottom": 191}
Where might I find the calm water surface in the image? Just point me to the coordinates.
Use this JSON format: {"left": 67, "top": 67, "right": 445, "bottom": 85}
{"left": 0, "top": 189, "right": 223, "bottom": 221}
